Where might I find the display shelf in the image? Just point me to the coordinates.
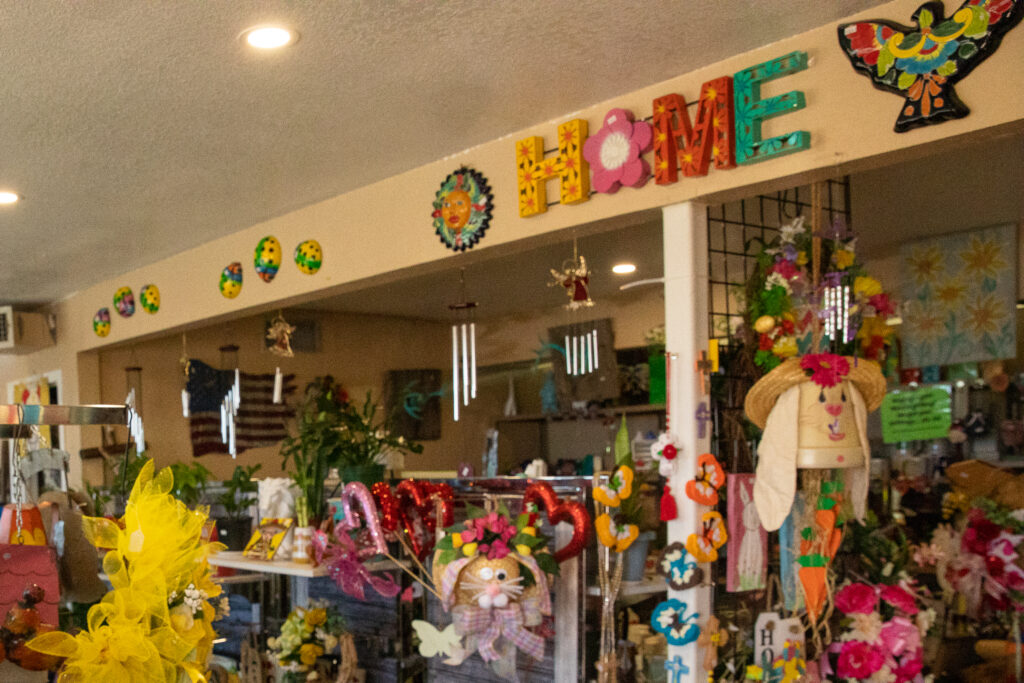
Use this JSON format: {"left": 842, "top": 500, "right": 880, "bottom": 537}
{"left": 496, "top": 403, "right": 665, "bottom": 423}
{"left": 586, "top": 577, "right": 666, "bottom": 598}
{"left": 208, "top": 550, "right": 404, "bottom": 577}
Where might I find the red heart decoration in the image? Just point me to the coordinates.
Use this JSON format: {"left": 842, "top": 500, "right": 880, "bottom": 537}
{"left": 523, "top": 482, "right": 590, "bottom": 563}
{"left": 394, "top": 480, "right": 454, "bottom": 560}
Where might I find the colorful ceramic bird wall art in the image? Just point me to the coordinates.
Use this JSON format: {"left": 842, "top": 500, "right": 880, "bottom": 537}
{"left": 837, "top": 0, "right": 1023, "bottom": 132}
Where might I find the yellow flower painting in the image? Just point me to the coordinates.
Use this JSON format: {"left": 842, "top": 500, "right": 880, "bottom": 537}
{"left": 899, "top": 225, "right": 1016, "bottom": 366}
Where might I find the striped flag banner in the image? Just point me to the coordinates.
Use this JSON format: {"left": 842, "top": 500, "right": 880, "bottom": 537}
{"left": 186, "top": 359, "right": 295, "bottom": 457}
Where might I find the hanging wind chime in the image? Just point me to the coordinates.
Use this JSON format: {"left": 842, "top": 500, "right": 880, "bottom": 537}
{"left": 550, "top": 239, "right": 599, "bottom": 377}
{"left": 448, "top": 270, "right": 478, "bottom": 422}
{"left": 219, "top": 344, "right": 241, "bottom": 457}
{"left": 265, "top": 311, "right": 295, "bottom": 405}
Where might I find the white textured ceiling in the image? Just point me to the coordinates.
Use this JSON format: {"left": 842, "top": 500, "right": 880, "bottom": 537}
{"left": 0, "top": 0, "right": 885, "bottom": 305}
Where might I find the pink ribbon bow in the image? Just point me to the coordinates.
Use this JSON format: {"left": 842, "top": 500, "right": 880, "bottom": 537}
{"left": 312, "top": 528, "right": 400, "bottom": 601}
{"left": 454, "top": 604, "right": 546, "bottom": 662}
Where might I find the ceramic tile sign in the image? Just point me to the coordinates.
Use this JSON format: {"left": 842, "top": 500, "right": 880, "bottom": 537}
{"left": 727, "top": 473, "right": 767, "bottom": 592}
{"left": 838, "top": 2, "right": 1024, "bottom": 133}
{"left": 880, "top": 385, "right": 952, "bottom": 443}
{"left": 753, "top": 611, "right": 804, "bottom": 675}
{"left": 900, "top": 224, "right": 1017, "bottom": 366}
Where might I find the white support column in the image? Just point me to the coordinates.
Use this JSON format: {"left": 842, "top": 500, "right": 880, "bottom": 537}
{"left": 663, "top": 201, "right": 711, "bottom": 681}
{"left": 553, "top": 523, "right": 580, "bottom": 682}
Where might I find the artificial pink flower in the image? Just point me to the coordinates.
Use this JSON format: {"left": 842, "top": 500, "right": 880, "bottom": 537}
{"left": 880, "top": 616, "right": 921, "bottom": 657}
{"left": 963, "top": 516, "right": 1002, "bottom": 554}
{"left": 461, "top": 528, "right": 479, "bottom": 544}
{"left": 583, "top": 108, "right": 652, "bottom": 194}
{"left": 835, "top": 582, "right": 879, "bottom": 615}
{"left": 869, "top": 292, "right": 896, "bottom": 317}
{"left": 800, "top": 353, "right": 850, "bottom": 388}
{"left": 487, "top": 539, "right": 510, "bottom": 560}
{"left": 892, "top": 649, "right": 924, "bottom": 682}
{"left": 770, "top": 257, "right": 800, "bottom": 280}
{"left": 836, "top": 640, "right": 885, "bottom": 678}
{"left": 880, "top": 584, "right": 919, "bottom": 615}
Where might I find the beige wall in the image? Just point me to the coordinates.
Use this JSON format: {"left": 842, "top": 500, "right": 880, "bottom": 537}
{"left": 2, "top": 0, "right": 1023, "bottom": 486}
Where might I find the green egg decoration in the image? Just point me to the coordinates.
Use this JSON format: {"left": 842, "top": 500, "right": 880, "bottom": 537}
{"left": 294, "top": 239, "right": 323, "bottom": 275}
{"left": 93, "top": 308, "right": 111, "bottom": 337}
{"left": 113, "top": 286, "right": 135, "bottom": 317}
{"left": 139, "top": 284, "right": 160, "bottom": 313}
{"left": 254, "top": 235, "right": 282, "bottom": 283}
{"left": 219, "top": 262, "right": 243, "bottom": 299}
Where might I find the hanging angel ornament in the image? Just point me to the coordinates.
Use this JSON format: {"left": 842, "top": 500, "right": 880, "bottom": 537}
{"left": 549, "top": 254, "right": 593, "bottom": 310}
{"left": 266, "top": 313, "right": 296, "bottom": 358}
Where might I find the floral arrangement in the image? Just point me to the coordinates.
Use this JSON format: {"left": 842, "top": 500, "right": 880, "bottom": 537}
{"left": 435, "top": 505, "right": 560, "bottom": 580}
{"left": 745, "top": 215, "right": 897, "bottom": 373}
{"left": 28, "top": 460, "right": 224, "bottom": 681}
{"left": 824, "top": 580, "right": 935, "bottom": 683}
{"left": 281, "top": 377, "right": 422, "bottom": 521}
{"left": 268, "top": 602, "right": 348, "bottom": 682}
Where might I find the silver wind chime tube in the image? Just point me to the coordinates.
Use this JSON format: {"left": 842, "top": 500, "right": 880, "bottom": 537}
{"left": 219, "top": 369, "right": 241, "bottom": 458}
{"left": 451, "top": 321, "right": 477, "bottom": 422}
{"left": 566, "top": 328, "right": 599, "bottom": 376}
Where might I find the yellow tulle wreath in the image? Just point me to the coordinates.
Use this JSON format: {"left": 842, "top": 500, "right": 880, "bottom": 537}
{"left": 29, "top": 460, "right": 224, "bottom": 682}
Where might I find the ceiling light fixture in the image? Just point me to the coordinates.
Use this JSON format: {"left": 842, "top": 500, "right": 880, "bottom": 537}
{"left": 612, "top": 263, "right": 636, "bottom": 274}
{"left": 0, "top": 192, "right": 20, "bottom": 205}
{"left": 241, "top": 26, "right": 297, "bottom": 49}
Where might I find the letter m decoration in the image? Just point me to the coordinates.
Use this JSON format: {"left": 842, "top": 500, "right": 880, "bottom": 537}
{"left": 516, "top": 119, "right": 590, "bottom": 218}
{"left": 652, "top": 77, "right": 736, "bottom": 184}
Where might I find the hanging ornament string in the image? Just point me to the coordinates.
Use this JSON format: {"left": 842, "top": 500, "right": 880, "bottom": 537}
{"left": 180, "top": 333, "right": 192, "bottom": 418}
{"left": 810, "top": 181, "right": 824, "bottom": 353}
{"left": 449, "top": 269, "right": 478, "bottom": 422}
{"left": 12, "top": 404, "right": 26, "bottom": 543}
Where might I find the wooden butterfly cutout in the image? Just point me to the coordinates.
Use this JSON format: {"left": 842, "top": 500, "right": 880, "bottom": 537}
{"left": 657, "top": 541, "right": 704, "bottom": 591}
{"left": 685, "top": 452, "right": 725, "bottom": 506}
{"left": 686, "top": 511, "right": 728, "bottom": 563}
{"left": 593, "top": 466, "right": 634, "bottom": 508}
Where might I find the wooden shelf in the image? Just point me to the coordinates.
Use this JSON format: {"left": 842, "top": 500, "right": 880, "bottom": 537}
{"left": 208, "top": 550, "right": 404, "bottom": 578}
{"left": 497, "top": 404, "right": 665, "bottom": 424}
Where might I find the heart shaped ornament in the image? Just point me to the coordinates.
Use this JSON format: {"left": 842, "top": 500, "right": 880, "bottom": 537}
{"left": 395, "top": 480, "right": 455, "bottom": 560}
{"left": 522, "top": 482, "right": 590, "bottom": 563}
{"left": 338, "top": 481, "right": 388, "bottom": 560}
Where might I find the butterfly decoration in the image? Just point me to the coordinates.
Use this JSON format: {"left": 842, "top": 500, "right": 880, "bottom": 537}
{"left": 686, "top": 511, "right": 728, "bottom": 563}
{"left": 594, "top": 466, "right": 634, "bottom": 507}
{"left": 657, "top": 542, "right": 704, "bottom": 591}
{"left": 595, "top": 513, "right": 640, "bottom": 552}
{"left": 685, "top": 453, "right": 726, "bottom": 506}
{"left": 837, "top": 0, "right": 1024, "bottom": 132}
{"left": 651, "top": 599, "right": 701, "bottom": 646}
{"left": 411, "top": 619, "right": 464, "bottom": 662}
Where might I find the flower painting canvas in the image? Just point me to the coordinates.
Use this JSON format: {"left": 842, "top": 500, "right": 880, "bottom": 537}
{"left": 899, "top": 224, "right": 1017, "bottom": 367}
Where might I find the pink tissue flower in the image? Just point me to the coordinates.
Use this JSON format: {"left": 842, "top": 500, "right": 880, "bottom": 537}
{"left": 880, "top": 616, "right": 921, "bottom": 657}
{"left": 583, "top": 108, "right": 652, "bottom": 194}
{"left": 892, "top": 649, "right": 924, "bottom": 682}
{"left": 834, "top": 582, "right": 878, "bottom": 615}
{"left": 800, "top": 353, "right": 850, "bottom": 388}
{"left": 836, "top": 640, "right": 885, "bottom": 678}
{"left": 880, "top": 584, "right": 919, "bottom": 615}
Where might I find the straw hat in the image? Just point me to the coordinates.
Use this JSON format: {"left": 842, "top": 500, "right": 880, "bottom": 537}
{"left": 744, "top": 356, "right": 887, "bottom": 429}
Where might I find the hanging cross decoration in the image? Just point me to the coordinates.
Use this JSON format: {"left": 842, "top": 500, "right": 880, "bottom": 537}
{"left": 665, "top": 655, "right": 690, "bottom": 683}
{"left": 695, "top": 351, "right": 713, "bottom": 394}
{"left": 695, "top": 402, "right": 712, "bottom": 440}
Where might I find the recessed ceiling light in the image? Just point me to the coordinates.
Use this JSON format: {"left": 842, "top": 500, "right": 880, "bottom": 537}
{"left": 0, "top": 192, "right": 20, "bottom": 205}
{"left": 612, "top": 263, "right": 637, "bottom": 274}
{"left": 242, "top": 26, "right": 297, "bottom": 49}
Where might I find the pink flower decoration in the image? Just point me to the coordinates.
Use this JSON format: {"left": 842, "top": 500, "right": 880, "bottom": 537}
{"left": 583, "top": 108, "right": 652, "bottom": 194}
{"left": 488, "top": 539, "right": 510, "bottom": 560}
{"left": 880, "top": 584, "right": 919, "bottom": 615}
{"left": 834, "top": 582, "right": 878, "bottom": 614}
{"left": 800, "top": 353, "right": 850, "bottom": 388}
{"left": 880, "top": 616, "right": 921, "bottom": 657}
{"left": 770, "top": 257, "right": 800, "bottom": 280}
{"left": 836, "top": 641, "right": 885, "bottom": 678}
{"left": 869, "top": 292, "right": 896, "bottom": 317}
{"left": 892, "top": 649, "right": 924, "bottom": 682}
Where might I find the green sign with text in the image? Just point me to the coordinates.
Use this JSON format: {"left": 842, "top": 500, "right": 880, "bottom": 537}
{"left": 880, "top": 386, "right": 952, "bottom": 443}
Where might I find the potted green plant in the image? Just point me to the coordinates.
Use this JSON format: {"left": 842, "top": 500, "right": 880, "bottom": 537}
{"left": 215, "top": 464, "right": 262, "bottom": 551}
{"left": 168, "top": 461, "right": 212, "bottom": 508}
{"left": 281, "top": 376, "right": 422, "bottom": 524}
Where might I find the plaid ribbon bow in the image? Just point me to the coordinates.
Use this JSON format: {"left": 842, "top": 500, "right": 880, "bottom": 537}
{"left": 453, "top": 604, "right": 545, "bottom": 662}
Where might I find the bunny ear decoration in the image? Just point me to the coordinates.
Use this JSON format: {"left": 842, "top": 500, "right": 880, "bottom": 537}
{"left": 753, "top": 386, "right": 801, "bottom": 531}
{"left": 844, "top": 384, "right": 871, "bottom": 524}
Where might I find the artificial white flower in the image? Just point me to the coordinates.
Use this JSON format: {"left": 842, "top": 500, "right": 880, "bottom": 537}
{"left": 916, "top": 607, "right": 936, "bottom": 635}
{"left": 765, "top": 272, "right": 792, "bottom": 294}
{"left": 840, "top": 612, "right": 883, "bottom": 642}
{"left": 779, "top": 216, "right": 806, "bottom": 244}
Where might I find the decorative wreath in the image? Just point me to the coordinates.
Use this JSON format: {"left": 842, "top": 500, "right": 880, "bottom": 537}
{"left": 431, "top": 167, "right": 493, "bottom": 252}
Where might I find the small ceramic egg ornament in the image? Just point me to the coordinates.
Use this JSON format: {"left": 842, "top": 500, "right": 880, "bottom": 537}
{"left": 139, "top": 284, "right": 160, "bottom": 313}
{"left": 113, "top": 287, "right": 135, "bottom": 317}
{"left": 294, "top": 239, "right": 322, "bottom": 275}
{"left": 93, "top": 308, "right": 111, "bottom": 337}
{"left": 254, "top": 236, "right": 282, "bottom": 283}
{"left": 219, "top": 262, "right": 243, "bottom": 299}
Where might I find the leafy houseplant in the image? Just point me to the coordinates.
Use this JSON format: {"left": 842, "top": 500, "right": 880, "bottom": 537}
{"left": 168, "top": 461, "right": 212, "bottom": 508}
{"left": 215, "top": 464, "right": 262, "bottom": 551}
{"left": 281, "top": 377, "right": 422, "bottom": 524}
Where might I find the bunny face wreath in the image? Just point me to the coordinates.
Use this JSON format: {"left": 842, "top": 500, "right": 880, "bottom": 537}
{"left": 744, "top": 353, "right": 886, "bottom": 531}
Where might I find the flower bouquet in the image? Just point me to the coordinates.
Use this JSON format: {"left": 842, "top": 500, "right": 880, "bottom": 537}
{"left": 268, "top": 602, "right": 348, "bottom": 683}
{"left": 823, "top": 580, "right": 935, "bottom": 682}
{"left": 745, "top": 215, "right": 897, "bottom": 374}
